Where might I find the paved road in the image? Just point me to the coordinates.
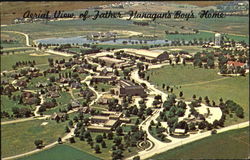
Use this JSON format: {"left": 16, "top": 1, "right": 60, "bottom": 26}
{"left": 127, "top": 67, "right": 249, "bottom": 160}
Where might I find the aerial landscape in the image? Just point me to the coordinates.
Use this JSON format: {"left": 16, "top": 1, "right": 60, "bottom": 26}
{"left": 0, "top": 1, "right": 249, "bottom": 160}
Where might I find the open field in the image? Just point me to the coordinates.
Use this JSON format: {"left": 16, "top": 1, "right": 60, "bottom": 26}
{"left": 146, "top": 65, "right": 224, "bottom": 86}
{"left": 95, "top": 83, "right": 114, "bottom": 92}
{"left": 148, "top": 127, "right": 249, "bottom": 160}
{"left": 0, "top": 51, "right": 68, "bottom": 71}
{"left": 17, "top": 144, "right": 101, "bottom": 160}
{"left": 1, "top": 91, "right": 35, "bottom": 114}
{"left": 145, "top": 65, "right": 249, "bottom": 125}
{"left": 1, "top": 32, "right": 27, "bottom": 48}
{"left": 1, "top": 120, "right": 68, "bottom": 158}
{"left": 69, "top": 132, "right": 140, "bottom": 160}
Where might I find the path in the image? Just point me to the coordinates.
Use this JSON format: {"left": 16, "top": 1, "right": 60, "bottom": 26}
{"left": 45, "top": 49, "right": 73, "bottom": 57}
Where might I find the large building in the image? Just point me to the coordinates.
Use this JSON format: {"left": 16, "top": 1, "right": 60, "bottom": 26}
{"left": 214, "top": 33, "right": 221, "bottom": 46}
{"left": 87, "top": 111, "right": 130, "bottom": 132}
{"left": 117, "top": 79, "right": 146, "bottom": 97}
{"left": 115, "top": 48, "right": 169, "bottom": 63}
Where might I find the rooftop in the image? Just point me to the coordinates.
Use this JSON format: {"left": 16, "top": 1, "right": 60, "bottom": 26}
{"left": 115, "top": 48, "right": 165, "bottom": 58}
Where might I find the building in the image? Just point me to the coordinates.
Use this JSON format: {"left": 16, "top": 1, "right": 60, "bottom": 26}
{"left": 227, "top": 61, "right": 246, "bottom": 68}
{"left": 115, "top": 48, "right": 169, "bottom": 63}
{"left": 92, "top": 76, "right": 116, "bottom": 83}
{"left": 214, "top": 33, "right": 221, "bottom": 46}
{"left": 117, "top": 79, "right": 146, "bottom": 97}
{"left": 87, "top": 111, "right": 130, "bottom": 132}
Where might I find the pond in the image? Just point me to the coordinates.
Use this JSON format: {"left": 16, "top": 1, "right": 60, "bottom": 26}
{"left": 34, "top": 36, "right": 172, "bottom": 45}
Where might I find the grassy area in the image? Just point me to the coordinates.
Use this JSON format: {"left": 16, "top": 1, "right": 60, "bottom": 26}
{"left": 146, "top": 65, "right": 223, "bottom": 86}
{"left": 1, "top": 91, "right": 35, "bottom": 114}
{"left": 148, "top": 127, "right": 249, "bottom": 159}
{"left": 172, "top": 74, "right": 249, "bottom": 125}
{"left": 1, "top": 119, "right": 68, "bottom": 158}
{"left": 0, "top": 51, "right": 69, "bottom": 71}
{"left": 17, "top": 144, "right": 101, "bottom": 160}
{"left": 1, "top": 32, "right": 27, "bottom": 48}
{"left": 69, "top": 132, "right": 140, "bottom": 160}
{"left": 145, "top": 65, "right": 249, "bottom": 125}
{"left": 43, "top": 92, "right": 73, "bottom": 115}
{"left": 95, "top": 83, "right": 114, "bottom": 92}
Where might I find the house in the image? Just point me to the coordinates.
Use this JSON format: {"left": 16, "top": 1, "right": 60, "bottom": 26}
{"left": 47, "top": 91, "right": 60, "bottom": 98}
{"left": 99, "top": 67, "right": 113, "bottom": 76}
{"left": 227, "top": 61, "right": 246, "bottom": 68}
{"left": 36, "top": 82, "right": 48, "bottom": 88}
{"left": 87, "top": 111, "right": 129, "bottom": 132}
{"left": 16, "top": 80, "right": 27, "bottom": 88}
{"left": 115, "top": 49, "right": 169, "bottom": 63}
{"left": 51, "top": 112, "right": 66, "bottom": 120}
{"left": 71, "top": 100, "right": 80, "bottom": 108}
{"left": 70, "top": 81, "right": 82, "bottom": 89}
{"left": 117, "top": 79, "right": 146, "bottom": 97}
{"left": 78, "top": 106, "right": 89, "bottom": 113}
{"left": 173, "top": 128, "right": 186, "bottom": 135}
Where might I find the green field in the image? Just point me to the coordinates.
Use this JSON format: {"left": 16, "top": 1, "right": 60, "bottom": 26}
{"left": 1, "top": 91, "right": 35, "bottom": 114}
{"left": 1, "top": 32, "right": 27, "bottom": 48}
{"left": 148, "top": 127, "right": 249, "bottom": 160}
{"left": 17, "top": 144, "right": 101, "bottom": 160}
{"left": 145, "top": 65, "right": 249, "bottom": 125}
{"left": 166, "top": 31, "right": 249, "bottom": 43}
{"left": 146, "top": 65, "right": 223, "bottom": 86}
{"left": 69, "top": 133, "right": 140, "bottom": 160}
{"left": 1, "top": 120, "right": 68, "bottom": 158}
{"left": 0, "top": 51, "right": 68, "bottom": 71}
{"left": 43, "top": 92, "right": 73, "bottom": 115}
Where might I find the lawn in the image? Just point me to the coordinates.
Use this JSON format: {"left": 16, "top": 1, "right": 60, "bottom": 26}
{"left": 17, "top": 144, "right": 101, "bottom": 160}
{"left": 1, "top": 91, "right": 35, "bottom": 114}
{"left": 43, "top": 92, "right": 73, "bottom": 115}
{"left": 1, "top": 32, "right": 27, "bottom": 48}
{"left": 95, "top": 82, "right": 114, "bottom": 92}
{"left": 148, "top": 127, "right": 249, "bottom": 160}
{"left": 1, "top": 119, "right": 68, "bottom": 158}
{"left": 0, "top": 51, "right": 69, "bottom": 71}
{"left": 172, "top": 74, "right": 249, "bottom": 126}
{"left": 145, "top": 65, "right": 249, "bottom": 125}
{"left": 69, "top": 132, "right": 140, "bottom": 160}
{"left": 146, "top": 65, "right": 223, "bottom": 86}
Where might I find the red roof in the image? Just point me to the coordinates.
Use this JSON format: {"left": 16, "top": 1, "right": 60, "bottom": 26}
{"left": 227, "top": 61, "right": 245, "bottom": 67}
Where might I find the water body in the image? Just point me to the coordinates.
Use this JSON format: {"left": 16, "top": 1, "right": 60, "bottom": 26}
{"left": 35, "top": 36, "right": 171, "bottom": 45}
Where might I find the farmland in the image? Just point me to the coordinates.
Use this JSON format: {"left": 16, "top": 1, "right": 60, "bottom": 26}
{"left": 148, "top": 127, "right": 249, "bottom": 159}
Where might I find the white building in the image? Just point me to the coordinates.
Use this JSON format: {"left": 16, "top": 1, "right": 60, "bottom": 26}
{"left": 214, "top": 33, "right": 221, "bottom": 46}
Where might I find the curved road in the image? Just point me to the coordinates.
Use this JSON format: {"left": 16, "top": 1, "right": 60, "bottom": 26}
{"left": 127, "top": 68, "right": 249, "bottom": 160}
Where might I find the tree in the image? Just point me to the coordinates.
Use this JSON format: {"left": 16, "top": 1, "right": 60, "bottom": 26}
{"left": 116, "top": 126, "right": 123, "bottom": 136}
{"left": 69, "top": 137, "right": 75, "bottom": 143}
{"left": 57, "top": 137, "right": 62, "bottom": 144}
{"left": 95, "top": 144, "right": 101, "bottom": 153}
{"left": 101, "top": 140, "right": 107, "bottom": 148}
{"left": 95, "top": 135, "right": 103, "bottom": 143}
{"left": 133, "top": 156, "right": 141, "bottom": 160}
{"left": 65, "top": 126, "right": 70, "bottom": 133}
{"left": 108, "top": 132, "right": 113, "bottom": 140}
{"left": 235, "top": 107, "right": 244, "bottom": 118}
{"left": 34, "top": 140, "right": 43, "bottom": 149}
{"left": 179, "top": 91, "right": 183, "bottom": 98}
